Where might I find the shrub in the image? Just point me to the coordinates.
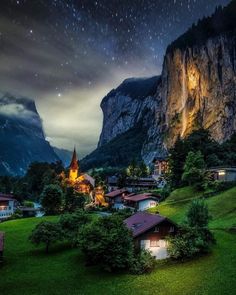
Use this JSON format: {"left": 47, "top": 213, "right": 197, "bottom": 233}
{"left": 167, "top": 226, "right": 215, "bottom": 260}
{"left": 130, "top": 250, "right": 156, "bottom": 275}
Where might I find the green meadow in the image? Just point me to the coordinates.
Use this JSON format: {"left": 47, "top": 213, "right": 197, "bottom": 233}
{"left": 0, "top": 187, "right": 236, "bottom": 295}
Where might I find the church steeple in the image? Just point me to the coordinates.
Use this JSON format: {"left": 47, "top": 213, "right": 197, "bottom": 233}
{"left": 69, "top": 147, "right": 79, "bottom": 181}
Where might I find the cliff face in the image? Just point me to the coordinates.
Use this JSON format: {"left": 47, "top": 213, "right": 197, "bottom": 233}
{"left": 163, "top": 33, "right": 236, "bottom": 148}
{"left": 0, "top": 93, "right": 59, "bottom": 175}
{"left": 98, "top": 76, "right": 161, "bottom": 147}
{"left": 83, "top": 1, "right": 236, "bottom": 169}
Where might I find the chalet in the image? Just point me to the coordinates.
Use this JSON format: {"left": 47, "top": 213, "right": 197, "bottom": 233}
{"left": 207, "top": 167, "right": 236, "bottom": 182}
{"left": 153, "top": 157, "right": 169, "bottom": 177}
{"left": 0, "top": 232, "right": 4, "bottom": 262}
{"left": 105, "top": 189, "right": 130, "bottom": 209}
{"left": 0, "top": 194, "right": 16, "bottom": 220}
{"left": 124, "top": 212, "right": 177, "bottom": 259}
{"left": 124, "top": 193, "right": 160, "bottom": 211}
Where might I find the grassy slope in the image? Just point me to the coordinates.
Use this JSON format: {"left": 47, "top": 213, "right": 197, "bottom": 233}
{"left": 0, "top": 188, "right": 236, "bottom": 295}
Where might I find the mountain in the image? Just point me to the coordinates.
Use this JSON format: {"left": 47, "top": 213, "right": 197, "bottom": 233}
{"left": 82, "top": 0, "right": 236, "bottom": 170}
{"left": 53, "top": 147, "right": 72, "bottom": 167}
{"left": 0, "top": 93, "right": 60, "bottom": 176}
{"left": 80, "top": 76, "right": 164, "bottom": 170}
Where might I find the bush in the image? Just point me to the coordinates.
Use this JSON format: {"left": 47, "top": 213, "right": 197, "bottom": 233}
{"left": 130, "top": 250, "right": 156, "bottom": 275}
{"left": 167, "top": 226, "right": 215, "bottom": 260}
{"left": 29, "top": 221, "right": 62, "bottom": 253}
{"left": 79, "top": 215, "right": 134, "bottom": 272}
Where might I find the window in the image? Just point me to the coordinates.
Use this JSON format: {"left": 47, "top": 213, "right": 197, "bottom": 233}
{"left": 154, "top": 226, "right": 159, "bottom": 232}
{"left": 169, "top": 226, "right": 175, "bottom": 233}
{"left": 150, "top": 240, "right": 159, "bottom": 247}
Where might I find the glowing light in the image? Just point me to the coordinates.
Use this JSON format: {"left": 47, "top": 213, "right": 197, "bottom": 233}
{"left": 218, "top": 170, "right": 226, "bottom": 176}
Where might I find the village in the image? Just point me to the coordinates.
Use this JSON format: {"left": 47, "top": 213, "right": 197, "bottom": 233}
{"left": 1, "top": 144, "right": 236, "bottom": 263}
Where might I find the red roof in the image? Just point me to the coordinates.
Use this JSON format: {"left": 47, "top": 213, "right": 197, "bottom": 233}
{"left": 105, "top": 189, "right": 129, "bottom": 198}
{"left": 124, "top": 193, "right": 160, "bottom": 202}
{"left": 0, "top": 232, "right": 4, "bottom": 252}
{"left": 124, "top": 212, "right": 170, "bottom": 238}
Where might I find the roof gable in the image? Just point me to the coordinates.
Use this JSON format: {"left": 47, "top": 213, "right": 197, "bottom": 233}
{"left": 124, "top": 212, "right": 174, "bottom": 238}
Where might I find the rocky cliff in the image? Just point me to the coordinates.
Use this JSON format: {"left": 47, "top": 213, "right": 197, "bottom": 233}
{"left": 0, "top": 93, "right": 60, "bottom": 175}
{"left": 82, "top": 1, "right": 236, "bottom": 169}
{"left": 163, "top": 32, "right": 236, "bottom": 148}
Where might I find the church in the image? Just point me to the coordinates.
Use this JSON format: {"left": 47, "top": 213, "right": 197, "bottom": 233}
{"left": 67, "top": 148, "right": 95, "bottom": 194}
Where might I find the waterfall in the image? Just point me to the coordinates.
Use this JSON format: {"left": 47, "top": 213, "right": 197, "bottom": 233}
{"left": 180, "top": 52, "right": 187, "bottom": 137}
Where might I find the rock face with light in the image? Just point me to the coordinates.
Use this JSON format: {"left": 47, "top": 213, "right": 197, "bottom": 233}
{"left": 0, "top": 93, "right": 59, "bottom": 175}
{"left": 84, "top": 2, "right": 236, "bottom": 169}
{"left": 162, "top": 33, "right": 236, "bottom": 148}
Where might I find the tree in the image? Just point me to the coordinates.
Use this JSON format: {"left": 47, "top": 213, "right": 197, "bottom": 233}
{"left": 79, "top": 215, "right": 134, "bottom": 271}
{"left": 29, "top": 221, "right": 62, "bottom": 253}
{"left": 59, "top": 211, "right": 91, "bottom": 246}
{"left": 182, "top": 151, "right": 205, "bottom": 187}
{"left": 168, "top": 136, "right": 188, "bottom": 188}
{"left": 64, "top": 187, "right": 86, "bottom": 212}
{"left": 186, "top": 199, "right": 211, "bottom": 228}
{"left": 139, "top": 161, "right": 149, "bottom": 177}
{"left": 41, "top": 184, "right": 63, "bottom": 215}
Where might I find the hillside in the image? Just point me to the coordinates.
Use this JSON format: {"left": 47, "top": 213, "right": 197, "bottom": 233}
{"left": 0, "top": 187, "right": 236, "bottom": 295}
{"left": 153, "top": 186, "right": 236, "bottom": 230}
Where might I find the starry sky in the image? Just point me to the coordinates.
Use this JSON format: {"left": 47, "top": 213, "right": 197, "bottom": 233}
{"left": 0, "top": 0, "right": 231, "bottom": 158}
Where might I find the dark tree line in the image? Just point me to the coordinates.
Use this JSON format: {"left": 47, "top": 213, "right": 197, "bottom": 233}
{"left": 168, "top": 129, "right": 236, "bottom": 188}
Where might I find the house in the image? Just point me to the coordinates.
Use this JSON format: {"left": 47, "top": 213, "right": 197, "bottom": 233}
{"left": 124, "top": 212, "right": 177, "bottom": 259}
{"left": 124, "top": 193, "right": 160, "bottom": 211}
{"left": 0, "top": 194, "right": 16, "bottom": 220}
{"left": 207, "top": 167, "right": 236, "bottom": 182}
{"left": 105, "top": 189, "right": 130, "bottom": 209}
{"left": 0, "top": 232, "right": 4, "bottom": 262}
{"left": 107, "top": 176, "right": 157, "bottom": 193}
{"left": 153, "top": 157, "right": 169, "bottom": 177}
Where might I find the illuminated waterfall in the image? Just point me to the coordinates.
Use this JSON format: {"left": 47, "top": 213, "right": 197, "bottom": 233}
{"left": 180, "top": 52, "right": 187, "bottom": 137}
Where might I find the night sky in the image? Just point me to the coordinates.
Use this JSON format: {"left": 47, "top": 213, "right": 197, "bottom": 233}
{"left": 0, "top": 0, "right": 230, "bottom": 157}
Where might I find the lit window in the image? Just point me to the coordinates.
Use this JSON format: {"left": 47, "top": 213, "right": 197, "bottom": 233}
{"left": 150, "top": 240, "right": 159, "bottom": 247}
{"left": 218, "top": 170, "right": 225, "bottom": 176}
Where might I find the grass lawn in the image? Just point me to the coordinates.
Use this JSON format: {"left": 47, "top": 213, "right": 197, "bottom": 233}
{"left": 0, "top": 188, "right": 236, "bottom": 295}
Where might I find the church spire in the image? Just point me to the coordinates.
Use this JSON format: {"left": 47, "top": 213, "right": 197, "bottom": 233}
{"left": 70, "top": 147, "right": 79, "bottom": 170}
{"left": 69, "top": 146, "right": 79, "bottom": 181}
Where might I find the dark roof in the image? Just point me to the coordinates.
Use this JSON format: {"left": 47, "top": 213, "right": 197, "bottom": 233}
{"left": 0, "top": 194, "right": 16, "bottom": 201}
{"left": 124, "top": 193, "right": 160, "bottom": 202}
{"left": 105, "top": 189, "right": 129, "bottom": 198}
{"left": 124, "top": 212, "right": 173, "bottom": 238}
{"left": 0, "top": 232, "right": 4, "bottom": 252}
